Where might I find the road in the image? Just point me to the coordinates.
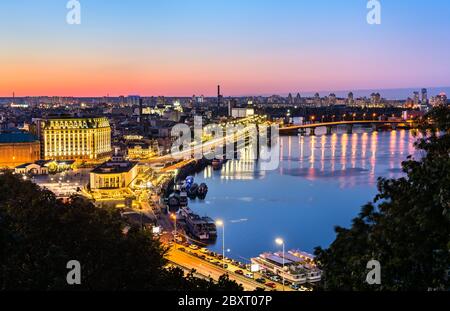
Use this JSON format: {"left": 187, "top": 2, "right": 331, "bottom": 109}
{"left": 167, "top": 244, "right": 297, "bottom": 292}
{"left": 168, "top": 247, "right": 266, "bottom": 291}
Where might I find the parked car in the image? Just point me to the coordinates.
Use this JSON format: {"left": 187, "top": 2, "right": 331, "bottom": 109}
{"left": 256, "top": 278, "right": 266, "bottom": 284}
{"left": 270, "top": 276, "right": 280, "bottom": 282}
{"left": 234, "top": 270, "right": 244, "bottom": 275}
{"left": 200, "top": 248, "right": 209, "bottom": 254}
{"left": 244, "top": 272, "right": 254, "bottom": 279}
{"left": 265, "top": 282, "right": 277, "bottom": 289}
{"left": 178, "top": 247, "right": 185, "bottom": 252}
{"left": 189, "top": 244, "right": 199, "bottom": 250}
{"left": 290, "top": 284, "right": 300, "bottom": 290}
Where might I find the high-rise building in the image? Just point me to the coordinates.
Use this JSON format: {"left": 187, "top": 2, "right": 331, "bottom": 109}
{"left": 413, "top": 91, "right": 420, "bottom": 106}
{"left": 347, "top": 92, "right": 354, "bottom": 106}
{"left": 435, "top": 92, "right": 448, "bottom": 106}
{"left": 38, "top": 117, "right": 112, "bottom": 161}
{"left": 421, "top": 88, "right": 428, "bottom": 104}
{"left": 127, "top": 95, "right": 140, "bottom": 107}
{"left": 314, "top": 93, "right": 321, "bottom": 107}
{"left": 295, "top": 93, "right": 302, "bottom": 105}
{"left": 287, "top": 93, "right": 294, "bottom": 105}
{"left": 328, "top": 93, "right": 336, "bottom": 106}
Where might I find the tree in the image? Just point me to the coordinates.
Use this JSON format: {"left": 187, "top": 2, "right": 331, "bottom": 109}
{"left": 315, "top": 107, "right": 450, "bottom": 291}
{"left": 0, "top": 173, "right": 242, "bottom": 291}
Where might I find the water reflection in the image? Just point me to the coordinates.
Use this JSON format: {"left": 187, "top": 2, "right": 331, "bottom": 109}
{"left": 191, "top": 128, "right": 418, "bottom": 259}
{"left": 203, "top": 128, "right": 416, "bottom": 185}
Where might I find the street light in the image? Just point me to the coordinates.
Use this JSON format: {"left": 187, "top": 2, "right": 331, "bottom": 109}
{"left": 170, "top": 213, "right": 177, "bottom": 242}
{"left": 275, "top": 238, "right": 286, "bottom": 291}
{"left": 216, "top": 219, "right": 225, "bottom": 269}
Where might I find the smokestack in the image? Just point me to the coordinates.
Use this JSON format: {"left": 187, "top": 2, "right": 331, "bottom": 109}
{"left": 217, "top": 85, "right": 221, "bottom": 108}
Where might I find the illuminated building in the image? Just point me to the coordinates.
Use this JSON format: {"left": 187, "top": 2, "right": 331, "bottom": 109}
{"left": 89, "top": 159, "right": 138, "bottom": 191}
{"left": 40, "top": 117, "right": 112, "bottom": 161}
{"left": 0, "top": 131, "right": 40, "bottom": 168}
{"left": 127, "top": 141, "right": 159, "bottom": 160}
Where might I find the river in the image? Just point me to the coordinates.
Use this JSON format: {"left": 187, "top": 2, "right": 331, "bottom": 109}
{"left": 189, "top": 127, "right": 418, "bottom": 263}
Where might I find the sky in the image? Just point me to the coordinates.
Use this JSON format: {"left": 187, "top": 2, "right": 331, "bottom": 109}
{"left": 0, "top": 0, "right": 449, "bottom": 97}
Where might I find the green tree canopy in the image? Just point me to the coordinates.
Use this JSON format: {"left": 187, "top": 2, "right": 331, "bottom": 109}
{"left": 0, "top": 173, "right": 242, "bottom": 291}
{"left": 315, "top": 107, "right": 450, "bottom": 291}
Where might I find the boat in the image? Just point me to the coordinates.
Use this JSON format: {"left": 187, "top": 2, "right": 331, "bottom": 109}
{"left": 180, "top": 207, "right": 217, "bottom": 241}
{"left": 197, "top": 183, "right": 208, "bottom": 200}
{"left": 250, "top": 250, "right": 321, "bottom": 285}
{"left": 187, "top": 183, "right": 199, "bottom": 199}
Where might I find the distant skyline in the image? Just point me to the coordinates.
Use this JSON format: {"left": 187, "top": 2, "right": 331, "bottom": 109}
{"left": 2, "top": 86, "right": 450, "bottom": 101}
{"left": 1, "top": 0, "right": 450, "bottom": 97}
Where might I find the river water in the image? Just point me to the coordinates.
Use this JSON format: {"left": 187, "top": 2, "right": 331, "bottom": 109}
{"left": 189, "top": 127, "right": 419, "bottom": 262}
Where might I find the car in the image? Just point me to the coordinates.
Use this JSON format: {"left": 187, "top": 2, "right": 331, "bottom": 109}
{"left": 265, "top": 282, "right": 277, "bottom": 289}
{"left": 270, "top": 276, "right": 280, "bottom": 282}
{"left": 224, "top": 258, "right": 232, "bottom": 263}
{"left": 234, "top": 270, "right": 244, "bottom": 275}
{"left": 244, "top": 273, "right": 254, "bottom": 279}
{"left": 209, "top": 251, "right": 216, "bottom": 257}
{"left": 200, "top": 248, "right": 209, "bottom": 254}
{"left": 199, "top": 255, "right": 206, "bottom": 260}
{"left": 175, "top": 236, "right": 183, "bottom": 243}
{"left": 189, "top": 244, "right": 199, "bottom": 250}
{"left": 178, "top": 247, "right": 185, "bottom": 252}
{"left": 239, "top": 264, "right": 247, "bottom": 270}
{"left": 217, "top": 255, "right": 223, "bottom": 260}
{"left": 256, "top": 278, "right": 266, "bottom": 284}
{"left": 290, "top": 284, "right": 300, "bottom": 290}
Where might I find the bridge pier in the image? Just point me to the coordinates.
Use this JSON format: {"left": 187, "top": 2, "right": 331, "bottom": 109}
{"left": 346, "top": 124, "right": 353, "bottom": 134}
{"left": 310, "top": 128, "right": 316, "bottom": 136}
{"left": 372, "top": 124, "right": 378, "bottom": 132}
{"left": 326, "top": 126, "right": 333, "bottom": 135}
{"left": 299, "top": 128, "right": 307, "bottom": 136}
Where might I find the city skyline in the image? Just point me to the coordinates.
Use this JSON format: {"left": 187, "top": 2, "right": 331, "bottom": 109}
{"left": 1, "top": 0, "right": 450, "bottom": 97}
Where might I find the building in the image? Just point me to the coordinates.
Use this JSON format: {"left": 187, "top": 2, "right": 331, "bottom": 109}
{"left": 231, "top": 107, "right": 255, "bottom": 119}
{"left": 90, "top": 159, "right": 139, "bottom": 191}
{"left": 347, "top": 92, "right": 354, "bottom": 106}
{"left": 39, "top": 117, "right": 112, "bottom": 161}
{"left": 432, "top": 92, "right": 448, "bottom": 107}
{"left": 421, "top": 88, "right": 428, "bottom": 104}
{"left": 0, "top": 131, "right": 40, "bottom": 168}
{"left": 15, "top": 162, "right": 49, "bottom": 175}
{"left": 127, "top": 141, "right": 159, "bottom": 160}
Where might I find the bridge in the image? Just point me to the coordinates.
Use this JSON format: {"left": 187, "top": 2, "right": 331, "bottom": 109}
{"left": 279, "top": 120, "right": 415, "bottom": 136}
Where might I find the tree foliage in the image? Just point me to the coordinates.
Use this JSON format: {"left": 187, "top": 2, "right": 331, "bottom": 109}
{"left": 315, "top": 107, "right": 450, "bottom": 291}
{"left": 0, "top": 174, "right": 242, "bottom": 291}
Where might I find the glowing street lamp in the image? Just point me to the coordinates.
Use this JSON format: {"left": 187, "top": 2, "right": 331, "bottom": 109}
{"left": 216, "top": 220, "right": 226, "bottom": 269}
{"left": 170, "top": 213, "right": 177, "bottom": 241}
{"left": 275, "top": 238, "right": 286, "bottom": 291}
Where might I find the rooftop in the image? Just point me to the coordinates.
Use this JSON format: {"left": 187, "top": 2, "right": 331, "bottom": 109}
{"left": 0, "top": 131, "right": 39, "bottom": 144}
{"left": 91, "top": 160, "right": 138, "bottom": 174}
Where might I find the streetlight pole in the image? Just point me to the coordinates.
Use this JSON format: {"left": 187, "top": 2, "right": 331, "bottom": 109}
{"left": 216, "top": 220, "right": 225, "bottom": 269}
{"left": 171, "top": 213, "right": 177, "bottom": 242}
{"left": 276, "top": 238, "right": 285, "bottom": 291}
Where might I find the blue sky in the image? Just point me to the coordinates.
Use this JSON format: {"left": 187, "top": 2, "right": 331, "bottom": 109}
{"left": 0, "top": 0, "right": 449, "bottom": 96}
